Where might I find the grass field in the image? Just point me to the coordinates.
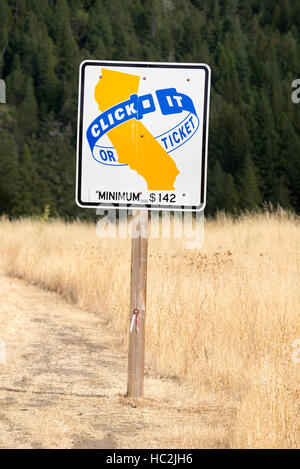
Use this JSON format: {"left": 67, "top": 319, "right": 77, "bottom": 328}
{"left": 0, "top": 208, "right": 299, "bottom": 448}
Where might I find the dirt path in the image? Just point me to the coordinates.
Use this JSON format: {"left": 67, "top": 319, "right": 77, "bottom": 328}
{"left": 0, "top": 272, "right": 235, "bottom": 449}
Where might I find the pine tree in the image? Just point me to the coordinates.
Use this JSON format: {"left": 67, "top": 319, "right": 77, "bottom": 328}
{"left": 239, "top": 154, "right": 262, "bottom": 210}
{"left": 0, "top": 129, "right": 21, "bottom": 215}
{"left": 6, "top": 55, "right": 24, "bottom": 105}
{"left": 0, "top": 0, "right": 11, "bottom": 75}
{"left": 35, "top": 27, "right": 59, "bottom": 114}
{"left": 18, "top": 77, "right": 38, "bottom": 137}
{"left": 223, "top": 174, "right": 239, "bottom": 212}
{"left": 207, "top": 161, "right": 226, "bottom": 213}
{"left": 15, "top": 144, "right": 50, "bottom": 216}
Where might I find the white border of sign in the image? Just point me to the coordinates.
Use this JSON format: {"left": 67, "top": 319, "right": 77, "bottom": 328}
{"left": 76, "top": 60, "right": 211, "bottom": 211}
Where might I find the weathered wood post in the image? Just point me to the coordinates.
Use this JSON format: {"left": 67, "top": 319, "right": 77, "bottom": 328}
{"left": 127, "top": 210, "right": 149, "bottom": 397}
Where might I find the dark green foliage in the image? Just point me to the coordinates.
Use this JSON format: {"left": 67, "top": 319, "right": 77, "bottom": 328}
{"left": 0, "top": 0, "right": 300, "bottom": 217}
{"left": 0, "top": 129, "right": 20, "bottom": 215}
{"left": 18, "top": 77, "right": 38, "bottom": 137}
{"left": 15, "top": 143, "right": 50, "bottom": 216}
{"left": 239, "top": 153, "right": 262, "bottom": 210}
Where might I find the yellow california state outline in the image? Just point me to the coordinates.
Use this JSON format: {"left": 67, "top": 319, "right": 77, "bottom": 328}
{"left": 94, "top": 68, "right": 179, "bottom": 190}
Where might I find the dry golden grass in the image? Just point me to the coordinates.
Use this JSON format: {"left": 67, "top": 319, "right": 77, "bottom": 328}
{"left": 0, "top": 208, "right": 299, "bottom": 448}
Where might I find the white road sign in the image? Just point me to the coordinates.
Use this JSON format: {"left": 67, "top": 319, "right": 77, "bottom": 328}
{"left": 76, "top": 61, "right": 210, "bottom": 211}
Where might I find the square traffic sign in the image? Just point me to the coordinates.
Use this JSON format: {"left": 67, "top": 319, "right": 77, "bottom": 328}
{"left": 76, "top": 61, "right": 210, "bottom": 211}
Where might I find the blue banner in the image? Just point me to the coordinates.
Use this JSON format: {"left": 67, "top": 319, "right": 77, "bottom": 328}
{"left": 87, "top": 87, "right": 199, "bottom": 166}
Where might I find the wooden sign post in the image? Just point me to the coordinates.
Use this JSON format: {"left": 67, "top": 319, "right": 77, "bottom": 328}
{"left": 127, "top": 210, "right": 149, "bottom": 398}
